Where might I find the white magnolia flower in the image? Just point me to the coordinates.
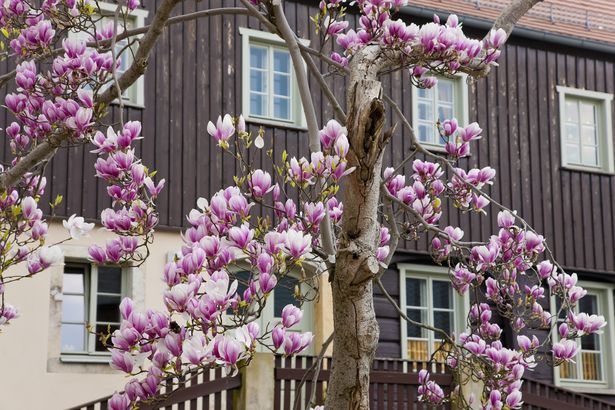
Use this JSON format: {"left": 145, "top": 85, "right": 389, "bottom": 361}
{"left": 63, "top": 214, "right": 94, "bottom": 240}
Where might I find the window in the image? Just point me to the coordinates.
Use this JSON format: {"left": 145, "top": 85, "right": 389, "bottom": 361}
{"left": 239, "top": 27, "right": 307, "bottom": 129}
{"left": 557, "top": 86, "right": 614, "bottom": 173}
{"left": 72, "top": 3, "right": 148, "bottom": 106}
{"left": 551, "top": 281, "right": 615, "bottom": 390}
{"left": 398, "top": 264, "right": 468, "bottom": 368}
{"left": 231, "top": 270, "right": 313, "bottom": 331}
{"left": 412, "top": 75, "right": 469, "bottom": 147}
{"left": 60, "top": 263, "right": 128, "bottom": 357}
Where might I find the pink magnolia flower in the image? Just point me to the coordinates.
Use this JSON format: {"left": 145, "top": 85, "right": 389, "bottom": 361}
{"left": 259, "top": 272, "right": 277, "bottom": 293}
{"left": 281, "top": 305, "right": 302, "bottom": 328}
{"left": 207, "top": 114, "right": 235, "bottom": 146}
{"left": 283, "top": 331, "right": 313, "bottom": 355}
{"left": 272, "top": 326, "right": 286, "bottom": 349}
{"left": 284, "top": 229, "right": 312, "bottom": 259}
{"left": 108, "top": 393, "right": 130, "bottom": 410}
{"left": 319, "top": 119, "right": 347, "bottom": 150}
{"left": 216, "top": 335, "right": 243, "bottom": 364}
{"left": 249, "top": 170, "right": 273, "bottom": 198}
{"left": 552, "top": 339, "right": 580, "bottom": 362}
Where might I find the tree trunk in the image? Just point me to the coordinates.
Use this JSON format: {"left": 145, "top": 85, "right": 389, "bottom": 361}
{"left": 325, "top": 45, "right": 388, "bottom": 409}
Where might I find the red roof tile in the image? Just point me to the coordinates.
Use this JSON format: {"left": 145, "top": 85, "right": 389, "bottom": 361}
{"left": 409, "top": 0, "right": 615, "bottom": 45}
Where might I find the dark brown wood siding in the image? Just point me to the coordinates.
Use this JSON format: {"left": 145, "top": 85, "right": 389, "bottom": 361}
{"left": 2, "top": 2, "right": 615, "bottom": 274}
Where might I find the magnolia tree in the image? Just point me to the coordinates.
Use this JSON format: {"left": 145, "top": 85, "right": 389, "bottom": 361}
{"left": 0, "top": 0, "right": 606, "bottom": 408}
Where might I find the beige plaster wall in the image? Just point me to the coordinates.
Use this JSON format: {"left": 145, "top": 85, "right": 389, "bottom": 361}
{"left": 0, "top": 222, "right": 335, "bottom": 409}
{"left": 0, "top": 222, "right": 183, "bottom": 410}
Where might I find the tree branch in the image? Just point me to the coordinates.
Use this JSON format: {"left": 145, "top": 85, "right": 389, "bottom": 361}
{"left": 0, "top": 8, "right": 249, "bottom": 89}
{"left": 301, "top": 48, "right": 347, "bottom": 123}
{"left": 96, "top": 0, "right": 181, "bottom": 104}
{"left": 0, "top": 0, "right": 182, "bottom": 191}
{"left": 489, "top": 0, "right": 544, "bottom": 38}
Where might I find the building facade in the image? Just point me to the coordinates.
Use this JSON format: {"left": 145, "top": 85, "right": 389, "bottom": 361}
{"left": 1, "top": 0, "right": 615, "bottom": 408}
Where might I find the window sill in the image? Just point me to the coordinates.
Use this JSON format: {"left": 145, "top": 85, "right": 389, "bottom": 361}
{"left": 245, "top": 116, "right": 307, "bottom": 132}
{"left": 415, "top": 143, "right": 448, "bottom": 154}
{"left": 555, "top": 384, "right": 615, "bottom": 395}
{"left": 109, "top": 99, "right": 145, "bottom": 110}
{"left": 60, "top": 354, "right": 111, "bottom": 364}
{"left": 561, "top": 164, "right": 615, "bottom": 176}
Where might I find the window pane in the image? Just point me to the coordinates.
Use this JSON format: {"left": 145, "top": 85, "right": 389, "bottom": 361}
{"left": 582, "top": 351, "right": 602, "bottom": 381}
{"left": 250, "top": 69, "right": 266, "bottom": 93}
{"left": 406, "top": 308, "right": 427, "bottom": 337}
{"left": 95, "top": 324, "right": 119, "bottom": 352}
{"left": 417, "top": 87, "right": 432, "bottom": 99}
{"left": 437, "top": 106, "right": 453, "bottom": 122}
{"left": 438, "top": 80, "right": 454, "bottom": 103}
{"left": 250, "top": 93, "right": 267, "bottom": 117}
{"left": 273, "top": 97, "right": 290, "bottom": 120}
{"left": 581, "top": 125, "right": 597, "bottom": 145}
{"left": 63, "top": 273, "right": 84, "bottom": 294}
{"left": 566, "top": 143, "right": 580, "bottom": 164}
{"left": 581, "top": 333, "right": 600, "bottom": 351}
{"left": 418, "top": 124, "right": 434, "bottom": 143}
{"left": 434, "top": 311, "right": 453, "bottom": 334}
{"left": 432, "top": 281, "right": 452, "bottom": 309}
{"left": 559, "top": 360, "right": 577, "bottom": 380}
{"left": 579, "top": 294, "right": 598, "bottom": 315}
{"left": 273, "top": 50, "right": 290, "bottom": 73}
{"left": 250, "top": 46, "right": 267, "bottom": 69}
{"left": 96, "top": 295, "right": 121, "bottom": 322}
{"left": 62, "top": 295, "right": 85, "bottom": 322}
{"left": 406, "top": 278, "right": 426, "bottom": 307}
{"left": 273, "top": 73, "right": 290, "bottom": 97}
{"left": 565, "top": 124, "right": 579, "bottom": 142}
{"left": 98, "top": 266, "right": 122, "bottom": 294}
{"left": 580, "top": 102, "right": 596, "bottom": 125}
{"left": 407, "top": 339, "right": 429, "bottom": 361}
{"left": 565, "top": 100, "right": 579, "bottom": 123}
{"left": 233, "top": 271, "right": 251, "bottom": 300}
{"left": 417, "top": 101, "right": 432, "bottom": 122}
{"left": 581, "top": 146, "right": 598, "bottom": 166}
{"left": 61, "top": 324, "right": 86, "bottom": 352}
{"left": 274, "top": 275, "right": 298, "bottom": 317}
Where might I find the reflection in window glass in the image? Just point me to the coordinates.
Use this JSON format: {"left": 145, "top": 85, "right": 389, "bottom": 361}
{"left": 248, "top": 43, "right": 293, "bottom": 122}
{"left": 416, "top": 78, "right": 457, "bottom": 145}
{"left": 405, "top": 275, "right": 456, "bottom": 364}
{"left": 563, "top": 97, "right": 600, "bottom": 167}
{"left": 60, "top": 264, "right": 124, "bottom": 354}
{"left": 274, "top": 275, "right": 298, "bottom": 318}
{"left": 556, "top": 291, "right": 604, "bottom": 382}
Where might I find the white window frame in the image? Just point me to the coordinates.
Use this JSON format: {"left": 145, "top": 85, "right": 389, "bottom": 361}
{"left": 239, "top": 27, "right": 308, "bottom": 130}
{"left": 556, "top": 85, "right": 614, "bottom": 174}
{"left": 59, "top": 261, "right": 130, "bottom": 362}
{"left": 550, "top": 280, "right": 615, "bottom": 392}
{"left": 411, "top": 74, "right": 469, "bottom": 151}
{"left": 398, "top": 263, "right": 469, "bottom": 362}
{"left": 88, "top": 2, "right": 149, "bottom": 107}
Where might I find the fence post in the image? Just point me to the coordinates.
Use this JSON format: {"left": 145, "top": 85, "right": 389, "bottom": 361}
{"left": 234, "top": 352, "right": 275, "bottom": 410}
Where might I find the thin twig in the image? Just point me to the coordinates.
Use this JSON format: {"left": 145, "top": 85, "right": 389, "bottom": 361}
{"left": 292, "top": 333, "right": 333, "bottom": 410}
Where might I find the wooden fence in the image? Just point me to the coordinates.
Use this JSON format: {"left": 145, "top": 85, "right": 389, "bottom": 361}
{"left": 273, "top": 356, "right": 615, "bottom": 410}
{"left": 67, "top": 368, "right": 241, "bottom": 410}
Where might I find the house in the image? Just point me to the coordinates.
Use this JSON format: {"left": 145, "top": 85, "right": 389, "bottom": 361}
{"left": 1, "top": 0, "right": 615, "bottom": 408}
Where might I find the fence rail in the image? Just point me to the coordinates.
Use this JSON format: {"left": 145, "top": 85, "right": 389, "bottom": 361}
{"left": 274, "top": 356, "right": 615, "bottom": 410}
{"left": 67, "top": 368, "right": 241, "bottom": 410}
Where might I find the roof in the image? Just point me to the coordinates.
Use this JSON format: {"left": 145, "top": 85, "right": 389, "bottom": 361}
{"left": 407, "top": 0, "right": 615, "bottom": 46}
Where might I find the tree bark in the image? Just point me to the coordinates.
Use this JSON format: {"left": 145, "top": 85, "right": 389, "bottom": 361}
{"left": 325, "top": 45, "right": 388, "bottom": 410}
